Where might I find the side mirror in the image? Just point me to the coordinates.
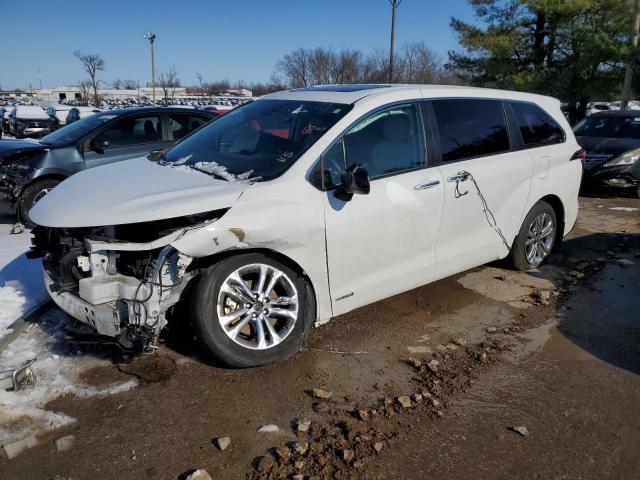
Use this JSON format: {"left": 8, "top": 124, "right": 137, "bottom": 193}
{"left": 338, "top": 163, "right": 370, "bottom": 199}
{"left": 147, "top": 148, "right": 166, "bottom": 161}
{"left": 90, "top": 138, "right": 110, "bottom": 152}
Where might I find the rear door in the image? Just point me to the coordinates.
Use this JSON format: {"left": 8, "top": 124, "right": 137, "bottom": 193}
{"left": 322, "top": 102, "right": 445, "bottom": 315}
{"left": 83, "top": 113, "right": 171, "bottom": 168}
{"left": 427, "top": 98, "right": 534, "bottom": 280}
{"left": 167, "top": 112, "right": 210, "bottom": 141}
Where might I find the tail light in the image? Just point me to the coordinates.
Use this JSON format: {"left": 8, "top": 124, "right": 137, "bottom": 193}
{"left": 570, "top": 149, "right": 586, "bottom": 161}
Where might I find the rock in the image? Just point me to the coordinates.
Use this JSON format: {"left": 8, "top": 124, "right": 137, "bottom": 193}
{"left": 2, "top": 435, "right": 39, "bottom": 459}
{"left": 185, "top": 470, "right": 212, "bottom": 480}
{"left": 445, "top": 343, "right": 458, "bottom": 351}
{"left": 412, "top": 393, "right": 423, "bottom": 403}
{"left": 617, "top": 258, "right": 635, "bottom": 266}
{"left": 256, "top": 455, "right": 276, "bottom": 473}
{"left": 397, "top": 395, "right": 412, "bottom": 408}
{"left": 373, "top": 441, "right": 384, "bottom": 454}
{"left": 510, "top": 425, "right": 529, "bottom": 437}
{"left": 436, "top": 410, "right": 444, "bottom": 418}
{"left": 341, "top": 449, "right": 354, "bottom": 461}
{"left": 313, "top": 402, "right": 330, "bottom": 413}
{"left": 293, "top": 475, "right": 304, "bottom": 480}
{"left": 55, "top": 435, "right": 75, "bottom": 452}
{"left": 383, "top": 397, "right": 393, "bottom": 406}
{"left": 479, "top": 352, "right": 488, "bottom": 363}
{"left": 486, "top": 326, "right": 497, "bottom": 333}
{"left": 10, "top": 223, "right": 25, "bottom": 235}
{"left": 452, "top": 337, "right": 467, "bottom": 347}
{"left": 575, "top": 262, "right": 589, "bottom": 270}
{"left": 430, "top": 398, "right": 441, "bottom": 408}
{"left": 356, "top": 409, "right": 369, "bottom": 421}
{"left": 407, "top": 358, "right": 422, "bottom": 368}
{"left": 569, "top": 270, "right": 585, "bottom": 279}
{"left": 257, "top": 424, "right": 280, "bottom": 433}
{"left": 427, "top": 359, "right": 440, "bottom": 373}
{"left": 407, "top": 345, "right": 430, "bottom": 354}
{"left": 293, "top": 441, "right": 308, "bottom": 455}
{"left": 275, "top": 446, "right": 291, "bottom": 462}
{"left": 296, "top": 419, "right": 311, "bottom": 432}
{"left": 312, "top": 387, "right": 333, "bottom": 399}
{"left": 214, "top": 436, "right": 231, "bottom": 451}
{"left": 294, "top": 460, "right": 305, "bottom": 470}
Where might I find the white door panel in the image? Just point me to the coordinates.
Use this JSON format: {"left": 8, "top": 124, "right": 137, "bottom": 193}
{"left": 434, "top": 151, "right": 534, "bottom": 280}
{"left": 324, "top": 168, "right": 444, "bottom": 316}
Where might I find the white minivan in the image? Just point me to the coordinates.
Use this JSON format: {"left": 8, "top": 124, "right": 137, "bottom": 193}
{"left": 29, "top": 85, "right": 583, "bottom": 367}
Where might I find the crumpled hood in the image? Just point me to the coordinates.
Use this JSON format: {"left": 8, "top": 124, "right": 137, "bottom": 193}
{"left": 0, "top": 140, "right": 48, "bottom": 165}
{"left": 30, "top": 157, "right": 249, "bottom": 228}
{"left": 576, "top": 136, "right": 640, "bottom": 157}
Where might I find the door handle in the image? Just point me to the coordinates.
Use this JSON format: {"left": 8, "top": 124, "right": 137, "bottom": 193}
{"left": 414, "top": 179, "right": 440, "bottom": 190}
{"left": 447, "top": 173, "right": 470, "bottom": 183}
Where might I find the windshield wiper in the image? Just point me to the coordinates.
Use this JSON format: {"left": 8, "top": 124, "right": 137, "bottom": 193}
{"left": 187, "top": 164, "right": 229, "bottom": 181}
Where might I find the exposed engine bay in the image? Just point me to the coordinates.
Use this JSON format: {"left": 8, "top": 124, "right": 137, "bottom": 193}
{"left": 27, "top": 210, "right": 226, "bottom": 353}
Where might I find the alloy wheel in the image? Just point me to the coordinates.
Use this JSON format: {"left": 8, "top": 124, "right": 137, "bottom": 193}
{"left": 525, "top": 212, "right": 555, "bottom": 266}
{"left": 217, "top": 263, "right": 299, "bottom": 350}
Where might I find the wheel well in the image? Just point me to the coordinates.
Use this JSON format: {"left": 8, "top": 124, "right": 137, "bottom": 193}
{"left": 24, "top": 174, "right": 67, "bottom": 192}
{"left": 539, "top": 194, "right": 565, "bottom": 244}
{"left": 188, "top": 248, "right": 318, "bottom": 326}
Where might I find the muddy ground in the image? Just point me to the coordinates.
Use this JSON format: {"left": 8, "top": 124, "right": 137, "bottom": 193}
{"left": 1, "top": 195, "right": 639, "bottom": 480}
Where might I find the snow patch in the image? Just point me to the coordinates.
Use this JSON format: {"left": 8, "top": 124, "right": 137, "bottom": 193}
{"left": 161, "top": 158, "right": 261, "bottom": 183}
{"left": 609, "top": 207, "right": 639, "bottom": 212}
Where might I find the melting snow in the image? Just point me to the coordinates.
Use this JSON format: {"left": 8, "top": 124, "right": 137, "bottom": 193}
{"left": 609, "top": 207, "right": 639, "bottom": 212}
{"left": 161, "top": 158, "right": 261, "bottom": 183}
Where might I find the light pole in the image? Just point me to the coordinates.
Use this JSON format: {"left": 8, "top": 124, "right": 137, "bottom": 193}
{"left": 388, "top": 0, "right": 402, "bottom": 83}
{"left": 144, "top": 31, "right": 156, "bottom": 103}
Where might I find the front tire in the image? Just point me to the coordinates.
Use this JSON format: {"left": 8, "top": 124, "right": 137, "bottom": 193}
{"left": 192, "top": 252, "right": 312, "bottom": 367}
{"left": 509, "top": 200, "right": 557, "bottom": 271}
{"left": 19, "top": 178, "right": 61, "bottom": 226}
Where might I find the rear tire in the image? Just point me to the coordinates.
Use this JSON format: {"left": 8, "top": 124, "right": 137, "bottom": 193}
{"left": 19, "top": 178, "right": 61, "bottom": 226}
{"left": 509, "top": 200, "right": 557, "bottom": 271}
{"left": 191, "top": 252, "right": 313, "bottom": 368}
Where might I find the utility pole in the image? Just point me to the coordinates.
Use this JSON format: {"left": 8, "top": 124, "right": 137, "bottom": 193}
{"left": 388, "top": 0, "right": 402, "bottom": 83}
{"left": 622, "top": 0, "right": 640, "bottom": 110}
{"left": 144, "top": 32, "right": 157, "bottom": 103}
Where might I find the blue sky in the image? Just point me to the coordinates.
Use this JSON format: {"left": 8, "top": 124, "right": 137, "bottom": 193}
{"left": 0, "top": 0, "right": 476, "bottom": 89}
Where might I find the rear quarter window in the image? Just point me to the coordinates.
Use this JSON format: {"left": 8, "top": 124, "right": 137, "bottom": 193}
{"left": 510, "top": 101, "right": 565, "bottom": 147}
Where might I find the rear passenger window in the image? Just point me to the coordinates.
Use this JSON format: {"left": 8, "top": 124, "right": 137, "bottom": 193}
{"left": 432, "top": 99, "right": 509, "bottom": 162}
{"left": 169, "top": 114, "right": 208, "bottom": 140}
{"left": 510, "top": 102, "right": 564, "bottom": 146}
{"left": 98, "top": 115, "right": 162, "bottom": 147}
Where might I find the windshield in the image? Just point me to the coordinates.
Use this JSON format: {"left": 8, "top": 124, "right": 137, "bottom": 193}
{"left": 159, "top": 99, "right": 352, "bottom": 182}
{"left": 41, "top": 112, "right": 118, "bottom": 146}
{"left": 573, "top": 115, "right": 640, "bottom": 139}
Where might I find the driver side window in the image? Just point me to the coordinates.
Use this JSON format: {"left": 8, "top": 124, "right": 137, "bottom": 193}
{"left": 315, "top": 103, "right": 426, "bottom": 189}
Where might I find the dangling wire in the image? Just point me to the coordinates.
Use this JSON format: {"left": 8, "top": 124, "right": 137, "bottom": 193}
{"left": 454, "top": 170, "right": 511, "bottom": 253}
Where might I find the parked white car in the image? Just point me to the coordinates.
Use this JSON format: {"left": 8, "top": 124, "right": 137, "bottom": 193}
{"left": 29, "top": 84, "right": 582, "bottom": 367}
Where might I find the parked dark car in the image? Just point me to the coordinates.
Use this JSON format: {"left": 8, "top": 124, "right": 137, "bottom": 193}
{"left": 8, "top": 106, "right": 56, "bottom": 138}
{"left": 574, "top": 111, "right": 640, "bottom": 197}
{"left": 0, "top": 107, "right": 215, "bottom": 223}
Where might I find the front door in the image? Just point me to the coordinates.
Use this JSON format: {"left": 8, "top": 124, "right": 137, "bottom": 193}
{"left": 322, "top": 102, "right": 445, "bottom": 316}
{"left": 83, "top": 113, "right": 170, "bottom": 169}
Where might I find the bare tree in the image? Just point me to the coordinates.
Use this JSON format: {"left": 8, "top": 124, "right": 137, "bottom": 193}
{"left": 398, "top": 42, "right": 440, "bottom": 83}
{"left": 158, "top": 66, "right": 180, "bottom": 103}
{"left": 77, "top": 80, "right": 92, "bottom": 106}
{"left": 276, "top": 48, "right": 312, "bottom": 88}
{"left": 111, "top": 78, "right": 137, "bottom": 90}
{"left": 74, "top": 51, "right": 105, "bottom": 107}
{"left": 196, "top": 72, "right": 206, "bottom": 98}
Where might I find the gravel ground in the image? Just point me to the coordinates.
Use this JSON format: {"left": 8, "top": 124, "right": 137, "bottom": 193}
{"left": 0, "top": 194, "right": 638, "bottom": 480}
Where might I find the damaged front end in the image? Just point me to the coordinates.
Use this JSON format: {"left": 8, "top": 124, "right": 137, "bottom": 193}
{"left": 28, "top": 210, "right": 226, "bottom": 353}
